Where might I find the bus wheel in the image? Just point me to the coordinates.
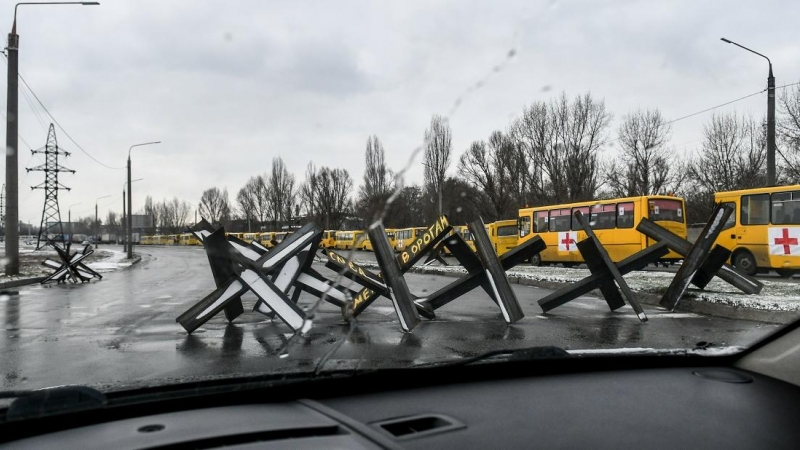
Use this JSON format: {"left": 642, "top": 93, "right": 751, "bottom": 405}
{"left": 733, "top": 251, "right": 757, "bottom": 277}
{"left": 776, "top": 269, "right": 798, "bottom": 278}
{"left": 529, "top": 253, "right": 541, "bottom": 267}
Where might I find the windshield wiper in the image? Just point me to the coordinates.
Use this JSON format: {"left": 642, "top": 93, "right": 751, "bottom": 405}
{"left": 0, "top": 386, "right": 106, "bottom": 421}
{"left": 416, "top": 345, "right": 571, "bottom": 369}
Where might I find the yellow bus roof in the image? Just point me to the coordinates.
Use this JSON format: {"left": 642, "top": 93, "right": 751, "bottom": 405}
{"left": 714, "top": 184, "right": 800, "bottom": 199}
{"left": 519, "top": 194, "right": 684, "bottom": 214}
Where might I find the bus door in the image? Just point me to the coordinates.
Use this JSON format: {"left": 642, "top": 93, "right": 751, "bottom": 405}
{"left": 739, "top": 192, "right": 772, "bottom": 267}
{"left": 610, "top": 201, "right": 637, "bottom": 260}
{"left": 589, "top": 204, "right": 617, "bottom": 260}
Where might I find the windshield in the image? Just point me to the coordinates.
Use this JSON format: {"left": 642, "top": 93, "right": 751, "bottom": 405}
{"left": 2, "top": 0, "right": 800, "bottom": 396}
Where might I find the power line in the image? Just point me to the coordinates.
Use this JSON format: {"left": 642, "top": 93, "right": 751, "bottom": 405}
{"left": 17, "top": 72, "right": 127, "bottom": 170}
{"left": 0, "top": 52, "right": 126, "bottom": 170}
{"left": 606, "top": 81, "right": 800, "bottom": 147}
{"left": 664, "top": 90, "right": 765, "bottom": 125}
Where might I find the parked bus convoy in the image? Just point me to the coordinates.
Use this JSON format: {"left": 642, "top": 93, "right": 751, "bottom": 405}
{"left": 137, "top": 185, "right": 799, "bottom": 276}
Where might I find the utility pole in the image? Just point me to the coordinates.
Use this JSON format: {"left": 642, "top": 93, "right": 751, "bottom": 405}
{"left": 94, "top": 195, "right": 109, "bottom": 247}
{"left": 721, "top": 38, "right": 776, "bottom": 186}
{"left": 127, "top": 142, "right": 160, "bottom": 259}
{"left": 767, "top": 65, "right": 776, "bottom": 186}
{"left": 122, "top": 188, "right": 125, "bottom": 250}
{"left": 4, "top": 1, "right": 100, "bottom": 274}
{"left": 5, "top": 22, "right": 19, "bottom": 274}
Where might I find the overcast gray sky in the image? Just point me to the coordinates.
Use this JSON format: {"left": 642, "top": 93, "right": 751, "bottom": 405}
{"left": 4, "top": 0, "right": 799, "bottom": 226}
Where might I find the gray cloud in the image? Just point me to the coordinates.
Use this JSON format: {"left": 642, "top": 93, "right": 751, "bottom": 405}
{"left": 5, "top": 0, "right": 799, "bottom": 224}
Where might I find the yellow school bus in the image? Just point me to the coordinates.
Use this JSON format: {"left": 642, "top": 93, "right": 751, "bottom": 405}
{"left": 335, "top": 230, "right": 363, "bottom": 251}
{"left": 448, "top": 225, "right": 476, "bottom": 253}
{"left": 178, "top": 233, "right": 201, "bottom": 246}
{"left": 486, "top": 219, "right": 519, "bottom": 256}
{"left": 225, "top": 232, "right": 244, "bottom": 242}
{"left": 361, "top": 228, "right": 397, "bottom": 252}
{"left": 141, "top": 235, "right": 153, "bottom": 245}
{"left": 714, "top": 185, "right": 800, "bottom": 277}
{"left": 259, "top": 232, "right": 276, "bottom": 248}
{"left": 243, "top": 232, "right": 260, "bottom": 243}
{"left": 274, "top": 232, "right": 289, "bottom": 246}
{"left": 518, "top": 195, "right": 687, "bottom": 267}
{"left": 320, "top": 230, "right": 337, "bottom": 249}
{"left": 394, "top": 227, "right": 426, "bottom": 252}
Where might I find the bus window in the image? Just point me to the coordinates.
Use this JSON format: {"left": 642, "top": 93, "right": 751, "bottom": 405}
{"left": 648, "top": 199, "right": 684, "bottom": 223}
{"left": 772, "top": 190, "right": 800, "bottom": 225}
{"left": 571, "top": 206, "right": 589, "bottom": 230}
{"left": 549, "top": 209, "right": 571, "bottom": 232}
{"left": 534, "top": 211, "right": 548, "bottom": 233}
{"left": 741, "top": 193, "right": 770, "bottom": 225}
{"left": 721, "top": 202, "right": 736, "bottom": 229}
{"left": 617, "top": 202, "right": 634, "bottom": 229}
{"left": 519, "top": 216, "right": 531, "bottom": 237}
{"left": 590, "top": 204, "right": 616, "bottom": 229}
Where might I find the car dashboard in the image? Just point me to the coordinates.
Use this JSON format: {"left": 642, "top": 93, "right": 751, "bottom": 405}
{"left": 3, "top": 353, "right": 800, "bottom": 450}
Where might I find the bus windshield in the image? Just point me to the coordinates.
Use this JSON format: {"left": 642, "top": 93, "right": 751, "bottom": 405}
{"left": 497, "top": 225, "right": 518, "bottom": 237}
{"left": 648, "top": 199, "right": 684, "bottom": 223}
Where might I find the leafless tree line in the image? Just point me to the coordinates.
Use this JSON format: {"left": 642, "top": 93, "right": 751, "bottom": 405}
{"left": 188, "top": 83, "right": 800, "bottom": 232}
{"left": 143, "top": 196, "right": 193, "bottom": 234}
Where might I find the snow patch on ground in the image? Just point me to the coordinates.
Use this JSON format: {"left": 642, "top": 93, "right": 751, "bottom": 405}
{"left": 86, "top": 249, "right": 137, "bottom": 273}
{"left": 354, "top": 259, "right": 800, "bottom": 313}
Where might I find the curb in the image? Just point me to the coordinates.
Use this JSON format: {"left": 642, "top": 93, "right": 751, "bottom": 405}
{"left": 0, "top": 276, "right": 47, "bottom": 289}
{"left": 357, "top": 261, "right": 796, "bottom": 325}
{"left": 0, "top": 253, "right": 143, "bottom": 290}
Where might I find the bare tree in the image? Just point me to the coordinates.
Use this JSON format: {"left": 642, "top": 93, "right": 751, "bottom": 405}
{"left": 175, "top": 199, "right": 191, "bottom": 230}
{"left": 423, "top": 115, "right": 452, "bottom": 219}
{"left": 507, "top": 92, "right": 611, "bottom": 204}
{"left": 357, "top": 135, "right": 394, "bottom": 221}
{"left": 299, "top": 162, "right": 318, "bottom": 219}
{"left": 778, "top": 81, "right": 800, "bottom": 183}
{"left": 144, "top": 196, "right": 160, "bottom": 233}
{"left": 458, "top": 131, "right": 519, "bottom": 221}
{"left": 199, "top": 187, "right": 232, "bottom": 226}
{"left": 236, "top": 176, "right": 261, "bottom": 228}
{"left": 508, "top": 102, "right": 549, "bottom": 205}
{"left": 605, "top": 108, "right": 683, "bottom": 197}
{"left": 268, "top": 157, "right": 296, "bottom": 229}
{"left": 314, "top": 167, "right": 353, "bottom": 230}
{"left": 689, "top": 112, "right": 767, "bottom": 193}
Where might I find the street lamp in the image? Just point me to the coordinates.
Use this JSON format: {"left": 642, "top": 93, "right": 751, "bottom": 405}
{"left": 68, "top": 202, "right": 81, "bottom": 243}
{"left": 122, "top": 178, "right": 142, "bottom": 250}
{"left": 94, "top": 195, "right": 110, "bottom": 247}
{"left": 128, "top": 142, "right": 160, "bottom": 259}
{"left": 4, "top": 1, "right": 99, "bottom": 275}
{"left": 720, "top": 37, "right": 776, "bottom": 186}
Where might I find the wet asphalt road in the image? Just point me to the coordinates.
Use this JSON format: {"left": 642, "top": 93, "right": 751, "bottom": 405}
{"left": 0, "top": 245, "right": 783, "bottom": 391}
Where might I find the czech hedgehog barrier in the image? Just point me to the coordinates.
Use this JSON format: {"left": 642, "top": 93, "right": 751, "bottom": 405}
{"left": 175, "top": 204, "right": 765, "bottom": 335}
{"left": 41, "top": 241, "right": 103, "bottom": 284}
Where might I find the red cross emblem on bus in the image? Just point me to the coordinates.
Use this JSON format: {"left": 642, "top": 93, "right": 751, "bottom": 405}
{"left": 561, "top": 232, "right": 575, "bottom": 250}
{"left": 775, "top": 228, "right": 798, "bottom": 255}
